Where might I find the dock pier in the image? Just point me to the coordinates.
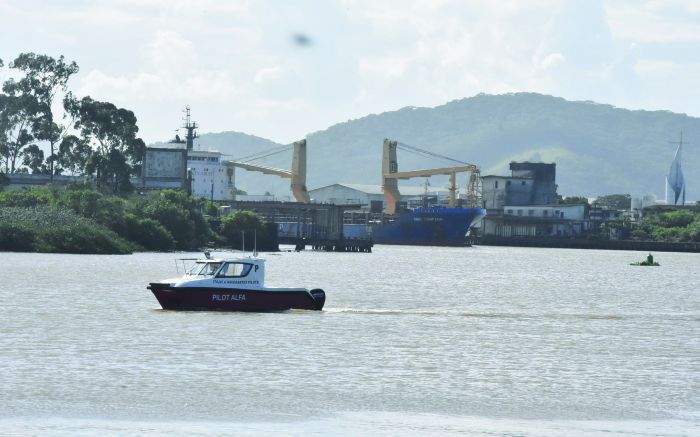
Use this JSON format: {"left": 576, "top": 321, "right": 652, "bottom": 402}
{"left": 280, "top": 237, "right": 373, "bottom": 252}
{"left": 223, "top": 201, "right": 373, "bottom": 253}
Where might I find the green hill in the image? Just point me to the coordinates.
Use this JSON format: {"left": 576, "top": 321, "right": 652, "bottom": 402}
{"left": 157, "top": 93, "right": 700, "bottom": 199}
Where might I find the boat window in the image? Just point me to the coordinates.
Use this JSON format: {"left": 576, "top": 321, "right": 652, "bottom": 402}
{"left": 194, "top": 262, "right": 222, "bottom": 276}
{"left": 217, "top": 262, "right": 253, "bottom": 278}
{"left": 187, "top": 262, "right": 206, "bottom": 275}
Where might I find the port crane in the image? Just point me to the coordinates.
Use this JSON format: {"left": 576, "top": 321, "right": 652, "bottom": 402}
{"left": 223, "top": 139, "right": 310, "bottom": 203}
{"left": 382, "top": 138, "right": 481, "bottom": 214}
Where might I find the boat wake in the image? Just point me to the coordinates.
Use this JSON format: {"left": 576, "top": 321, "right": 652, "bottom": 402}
{"left": 323, "top": 308, "right": 698, "bottom": 321}
{"left": 325, "top": 307, "right": 622, "bottom": 318}
{"left": 324, "top": 307, "right": 441, "bottom": 316}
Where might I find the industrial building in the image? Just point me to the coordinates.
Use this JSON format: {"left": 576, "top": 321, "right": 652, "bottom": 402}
{"left": 482, "top": 162, "right": 556, "bottom": 209}
{"left": 487, "top": 204, "right": 587, "bottom": 237}
{"left": 141, "top": 147, "right": 188, "bottom": 190}
{"left": 308, "top": 183, "right": 453, "bottom": 210}
{"left": 481, "top": 162, "right": 590, "bottom": 238}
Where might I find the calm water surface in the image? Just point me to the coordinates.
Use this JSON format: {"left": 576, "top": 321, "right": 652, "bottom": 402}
{"left": 0, "top": 246, "right": 698, "bottom": 436}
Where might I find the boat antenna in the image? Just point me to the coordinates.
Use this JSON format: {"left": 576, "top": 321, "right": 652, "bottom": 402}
{"left": 254, "top": 230, "right": 258, "bottom": 257}
{"left": 241, "top": 230, "right": 245, "bottom": 254}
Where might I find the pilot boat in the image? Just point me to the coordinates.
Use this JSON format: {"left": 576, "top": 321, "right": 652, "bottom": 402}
{"left": 147, "top": 255, "right": 326, "bottom": 311}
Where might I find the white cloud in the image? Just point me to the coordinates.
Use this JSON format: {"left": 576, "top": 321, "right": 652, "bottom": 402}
{"left": 634, "top": 59, "right": 684, "bottom": 77}
{"left": 254, "top": 66, "right": 284, "bottom": 84}
{"left": 345, "top": 0, "right": 557, "bottom": 110}
{"left": 78, "top": 67, "right": 243, "bottom": 103}
{"left": 143, "top": 30, "right": 198, "bottom": 74}
{"left": 539, "top": 53, "right": 566, "bottom": 70}
{"left": 2, "top": 0, "right": 699, "bottom": 143}
{"left": 606, "top": 0, "right": 700, "bottom": 43}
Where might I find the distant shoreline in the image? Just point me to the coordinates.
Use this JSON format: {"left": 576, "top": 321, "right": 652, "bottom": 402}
{"left": 478, "top": 236, "right": 700, "bottom": 253}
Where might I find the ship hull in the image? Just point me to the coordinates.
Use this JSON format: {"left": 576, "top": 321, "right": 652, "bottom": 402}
{"left": 347, "top": 207, "right": 486, "bottom": 246}
{"left": 148, "top": 284, "right": 325, "bottom": 311}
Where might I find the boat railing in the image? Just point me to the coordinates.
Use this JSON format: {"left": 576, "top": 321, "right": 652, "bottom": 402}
{"left": 174, "top": 258, "right": 200, "bottom": 275}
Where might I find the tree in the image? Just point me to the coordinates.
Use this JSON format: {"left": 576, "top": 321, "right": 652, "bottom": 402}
{"left": 1, "top": 53, "right": 144, "bottom": 183}
{"left": 56, "top": 134, "right": 92, "bottom": 175}
{"left": 0, "top": 172, "right": 8, "bottom": 190}
{"left": 127, "top": 137, "right": 146, "bottom": 177}
{"left": 21, "top": 144, "right": 47, "bottom": 174}
{"left": 593, "top": 194, "right": 631, "bottom": 210}
{"left": 632, "top": 209, "right": 700, "bottom": 243}
{"left": 0, "top": 93, "right": 40, "bottom": 173}
{"left": 67, "top": 96, "right": 144, "bottom": 193}
{"left": 220, "top": 210, "right": 269, "bottom": 249}
{"left": 133, "top": 190, "right": 212, "bottom": 250}
{"left": 6, "top": 54, "right": 79, "bottom": 180}
{"left": 32, "top": 115, "right": 61, "bottom": 174}
{"left": 68, "top": 96, "right": 139, "bottom": 155}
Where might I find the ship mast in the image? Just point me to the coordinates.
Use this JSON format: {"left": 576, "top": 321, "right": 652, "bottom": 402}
{"left": 182, "top": 106, "right": 199, "bottom": 151}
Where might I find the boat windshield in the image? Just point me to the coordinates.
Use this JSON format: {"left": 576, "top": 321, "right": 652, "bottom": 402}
{"left": 217, "top": 262, "right": 253, "bottom": 278}
{"left": 187, "top": 262, "right": 222, "bottom": 276}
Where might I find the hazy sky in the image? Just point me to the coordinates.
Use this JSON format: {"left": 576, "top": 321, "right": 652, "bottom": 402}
{"left": 2, "top": 0, "right": 699, "bottom": 144}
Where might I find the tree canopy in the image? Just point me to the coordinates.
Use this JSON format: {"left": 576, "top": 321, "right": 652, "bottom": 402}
{"left": 0, "top": 52, "right": 144, "bottom": 193}
{"left": 593, "top": 194, "right": 631, "bottom": 210}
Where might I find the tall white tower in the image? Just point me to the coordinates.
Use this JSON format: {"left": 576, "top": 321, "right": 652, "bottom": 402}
{"left": 665, "top": 132, "right": 686, "bottom": 205}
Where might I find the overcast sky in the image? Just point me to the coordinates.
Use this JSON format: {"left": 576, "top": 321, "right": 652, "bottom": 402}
{"left": 2, "top": 0, "right": 699, "bottom": 144}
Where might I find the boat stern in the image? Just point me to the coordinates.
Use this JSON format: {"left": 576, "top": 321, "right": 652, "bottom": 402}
{"left": 309, "top": 288, "right": 326, "bottom": 310}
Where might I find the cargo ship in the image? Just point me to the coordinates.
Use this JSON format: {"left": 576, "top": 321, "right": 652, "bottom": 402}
{"left": 344, "top": 206, "right": 486, "bottom": 246}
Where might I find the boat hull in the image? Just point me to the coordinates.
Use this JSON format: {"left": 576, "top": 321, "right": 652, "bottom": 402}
{"left": 346, "top": 207, "right": 486, "bottom": 246}
{"left": 148, "top": 284, "right": 325, "bottom": 311}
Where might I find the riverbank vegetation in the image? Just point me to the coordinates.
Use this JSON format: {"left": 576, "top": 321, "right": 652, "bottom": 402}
{"left": 631, "top": 208, "right": 700, "bottom": 243}
{"left": 0, "top": 185, "right": 276, "bottom": 254}
{"left": 0, "top": 205, "right": 134, "bottom": 254}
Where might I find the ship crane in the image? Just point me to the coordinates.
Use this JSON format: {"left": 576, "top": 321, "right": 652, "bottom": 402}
{"left": 381, "top": 138, "right": 481, "bottom": 214}
{"left": 224, "top": 139, "right": 310, "bottom": 203}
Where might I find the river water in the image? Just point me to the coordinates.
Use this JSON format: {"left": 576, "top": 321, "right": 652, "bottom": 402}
{"left": 0, "top": 246, "right": 698, "bottom": 436}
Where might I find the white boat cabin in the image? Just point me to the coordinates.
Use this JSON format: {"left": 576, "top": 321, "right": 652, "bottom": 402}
{"left": 173, "top": 257, "right": 266, "bottom": 289}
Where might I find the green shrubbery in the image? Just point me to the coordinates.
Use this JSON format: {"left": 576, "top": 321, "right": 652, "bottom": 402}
{"left": 0, "top": 188, "right": 55, "bottom": 207}
{"left": 0, "top": 222, "right": 35, "bottom": 251}
{"left": 0, "top": 185, "right": 276, "bottom": 254}
{"left": 0, "top": 206, "right": 134, "bottom": 253}
{"left": 133, "top": 189, "right": 211, "bottom": 250}
{"left": 123, "top": 214, "right": 175, "bottom": 251}
{"left": 0, "top": 186, "right": 212, "bottom": 253}
{"left": 632, "top": 209, "right": 700, "bottom": 243}
{"left": 219, "top": 210, "right": 278, "bottom": 251}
